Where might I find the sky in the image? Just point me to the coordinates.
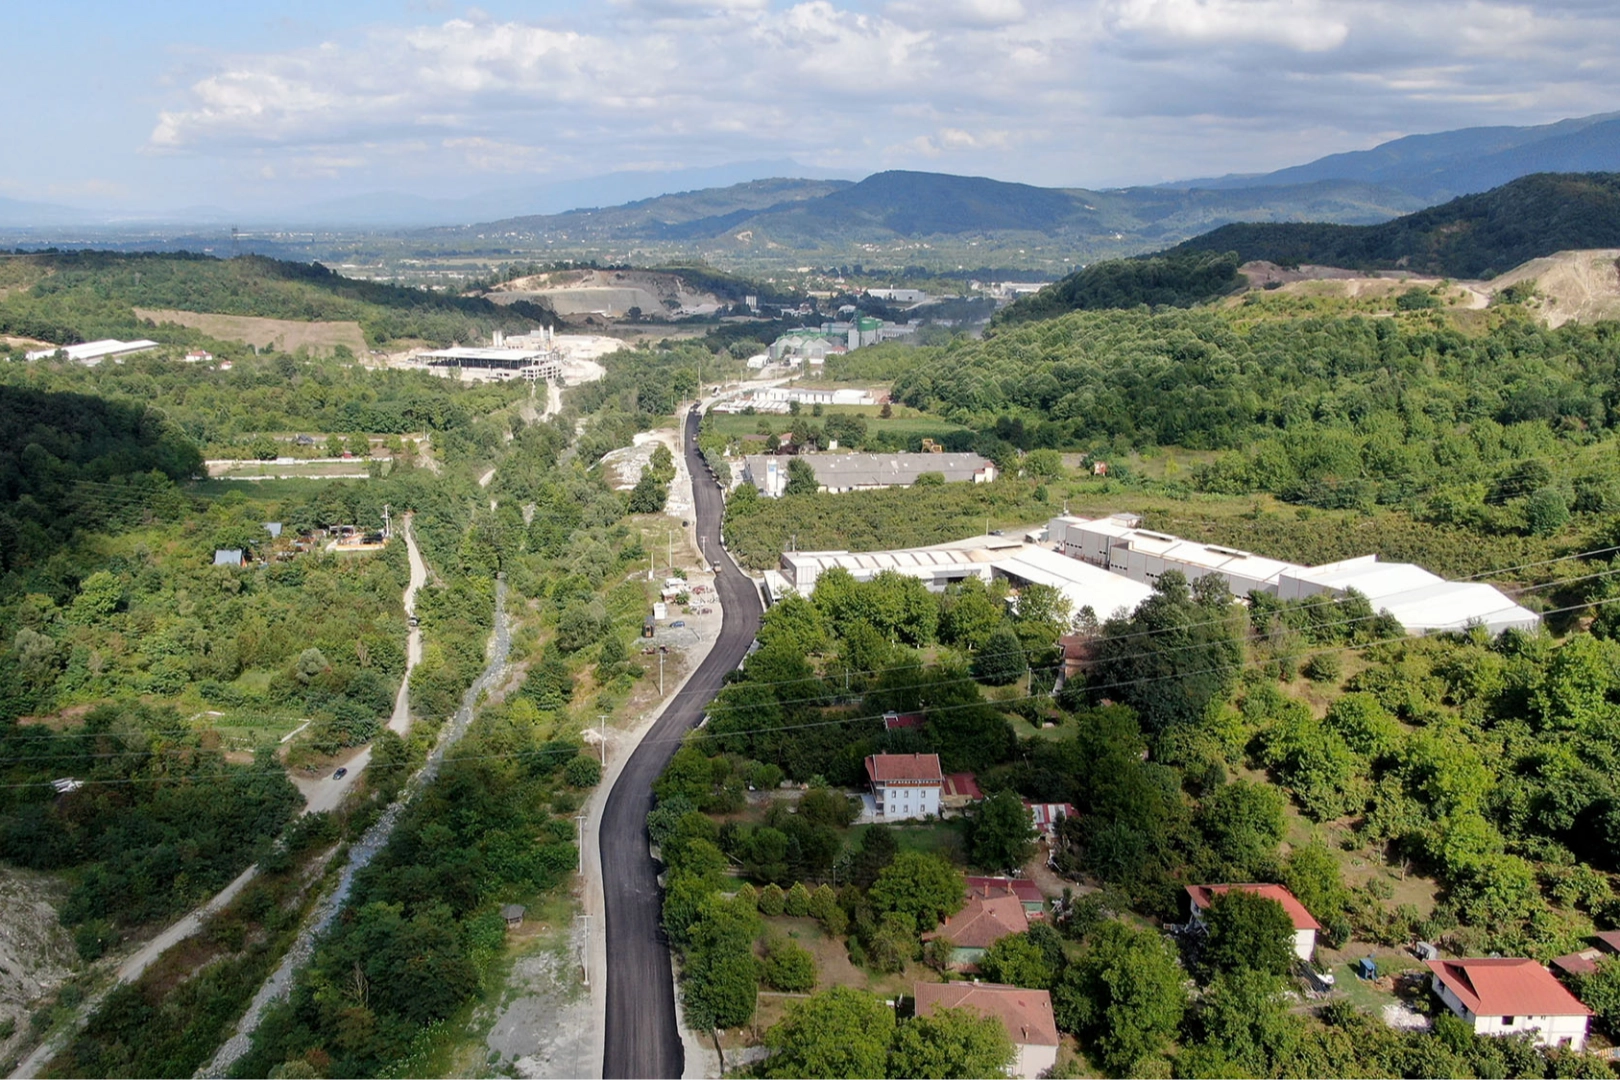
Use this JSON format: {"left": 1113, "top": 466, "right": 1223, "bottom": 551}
{"left": 8, "top": 0, "right": 1620, "bottom": 216}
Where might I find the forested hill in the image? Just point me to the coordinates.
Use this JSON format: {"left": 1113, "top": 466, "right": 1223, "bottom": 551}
{"left": 989, "top": 251, "right": 1245, "bottom": 328}
{"left": 1169, "top": 172, "right": 1620, "bottom": 279}
{"left": 0, "top": 251, "right": 553, "bottom": 348}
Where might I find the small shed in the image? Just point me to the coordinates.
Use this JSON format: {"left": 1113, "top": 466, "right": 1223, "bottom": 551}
{"left": 501, "top": 904, "right": 527, "bottom": 929}
{"left": 264, "top": 522, "right": 283, "bottom": 539}
{"left": 213, "top": 549, "right": 244, "bottom": 567}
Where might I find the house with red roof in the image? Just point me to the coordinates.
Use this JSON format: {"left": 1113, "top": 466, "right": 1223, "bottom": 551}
{"left": 1551, "top": 929, "right": 1620, "bottom": 978}
{"left": 913, "top": 982, "right": 1058, "bottom": 1079}
{"left": 941, "top": 772, "right": 984, "bottom": 810}
{"left": 882, "top": 710, "right": 924, "bottom": 732}
{"left": 923, "top": 893, "right": 1029, "bottom": 968}
{"left": 864, "top": 753, "right": 943, "bottom": 820}
{"left": 1024, "top": 801, "right": 1076, "bottom": 840}
{"left": 1426, "top": 958, "right": 1591, "bottom": 1050}
{"left": 1187, "top": 884, "right": 1322, "bottom": 962}
{"left": 966, "top": 876, "right": 1045, "bottom": 919}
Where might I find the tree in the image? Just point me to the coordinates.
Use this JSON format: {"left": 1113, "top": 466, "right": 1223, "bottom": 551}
{"left": 784, "top": 457, "right": 819, "bottom": 496}
{"left": 1087, "top": 572, "right": 1244, "bottom": 733}
{"left": 763, "top": 936, "right": 817, "bottom": 992}
{"left": 888, "top": 1006, "right": 1015, "bottom": 1079}
{"left": 627, "top": 472, "right": 669, "bottom": 514}
{"left": 939, "top": 578, "right": 1003, "bottom": 651}
{"left": 1054, "top": 920, "right": 1187, "bottom": 1076}
{"left": 564, "top": 755, "right": 602, "bottom": 788}
{"left": 1191, "top": 969, "right": 1303, "bottom": 1078}
{"left": 869, "top": 851, "right": 965, "bottom": 929}
{"left": 969, "top": 790, "right": 1038, "bottom": 872}
{"left": 683, "top": 895, "right": 762, "bottom": 1031}
{"left": 1282, "top": 844, "right": 1351, "bottom": 932}
{"left": 980, "top": 932, "right": 1056, "bottom": 990}
{"left": 1525, "top": 487, "right": 1570, "bottom": 536}
{"left": 1196, "top": 780, "right": 1285, "bottom": 881}
{"left": 763, "top": 987, "right": 895, "bottom": 1079}
{"left": 1577, "top": 957, "right": 1620, "bottom": 1038}
{"left": 972, "top": 627, "right": 1028, "bottom": 686}
{"left": 852, "top": 826, "right": 899, "bottom": 888}
{"left": 1201, "top": 889, "right": 1298, "bottom": 977}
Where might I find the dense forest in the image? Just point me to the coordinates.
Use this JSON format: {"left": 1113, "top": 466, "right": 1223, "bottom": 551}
{"left": 886, "top": 304, "right": 1620, "bottom": 544}
{"left": 0, "top": 252, "right": 552, "bottom": 349}
{"left": 1170, "top": 172, "right": 1620, "bottom": 279}
{"left": 990, "top": 251, "right": 1245, "bottom": 328}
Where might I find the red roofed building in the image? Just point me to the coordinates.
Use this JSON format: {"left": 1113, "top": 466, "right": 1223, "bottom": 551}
{"left": 1551, "top": 929, "right": 1620, "bottom": 978}
{"left": 1426, "top": 958, "right": 1591, "bottom": 1050}
{"left": 1187, "top": 884, "right": 1322, "bottom": 962}
{"left": 913, "top": 982, "right": 1058, "bottom": 1079}
{"left": 923, "top": 894, "right": 1029, "bottom": 968}
{"left": 1024, "top": 801, "right": 1076, "bottom": 840}
{"left": 882, "top": 710, "right": 924, "bottom": 731}
{"left": 966, "top": 876, "right": 1045, "bottom": 918}
{"left": 864, "top": 753, "right": 943, "bottom": 820}
{"left": 941, "top": 772, "right": 984, "bottom": 810}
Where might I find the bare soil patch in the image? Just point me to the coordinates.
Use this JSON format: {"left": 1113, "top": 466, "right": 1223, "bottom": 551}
{"left": 134, "top": 308, "right": 368, "bottom": 356}
{"left": 1489, "top": 248, "right": 1620, "bottom": 327}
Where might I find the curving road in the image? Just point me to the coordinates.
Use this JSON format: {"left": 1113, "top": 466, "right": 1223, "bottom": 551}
{"left": 601, "top": 407, "right": 763, "bottom": 1079}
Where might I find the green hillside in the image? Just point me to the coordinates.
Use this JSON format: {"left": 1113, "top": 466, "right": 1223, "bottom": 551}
{"left": 990, "top": 250, "right": 1246, "bottom": 328}
{"left": 0, "top": 251, "right": 551, "bottom": 348}
{"left": 1171, "top": 172, "right": 1620, "bottom": 279}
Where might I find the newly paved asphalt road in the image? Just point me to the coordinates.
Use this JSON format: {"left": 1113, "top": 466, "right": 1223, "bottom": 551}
{"left": 601, "top": 408, "right": 763, "bottom": 1079}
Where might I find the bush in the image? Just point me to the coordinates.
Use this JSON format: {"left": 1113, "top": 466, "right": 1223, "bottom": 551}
{"left": 1302, "top": 652, "right": 1342, "bottom": 683}
{"left": 764, "top": 937, "right": 817, "bottom": 993}
{"left": 565, "top": 754, "right": 603, "bottom": 788}
{"left": 759, "top": 883, "right": 786, "bottom": 916}
{"left": 785, "top": 882, "right": 812, "bottom": 917}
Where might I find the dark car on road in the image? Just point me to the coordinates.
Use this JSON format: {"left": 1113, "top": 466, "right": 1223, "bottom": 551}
{"left": 333, "top": 767, "right": 348, "bottom": 780}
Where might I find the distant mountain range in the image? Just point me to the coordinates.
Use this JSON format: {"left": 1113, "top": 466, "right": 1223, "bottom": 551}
{"left": 1167, "top": 112, "right": 1620, "bottom": 202}
{"left": 1171, "top": 172, "right": 1620, "bottom": 279}
{"left": 6, "top": 112, "right": 1620, "bottom": 269}
{"left": 434, "top": 173, "right": 1427, "bottom": 264}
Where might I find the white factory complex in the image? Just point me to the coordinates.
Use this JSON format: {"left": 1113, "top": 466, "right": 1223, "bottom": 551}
{"left": 768, "top": 513, "right": 1538, "bottom": 637}
{"left": 25, "top": 338, "right": 159, "bottom": 364}
{"left": 742, "top": 451, "right": 996, "bottom": 497}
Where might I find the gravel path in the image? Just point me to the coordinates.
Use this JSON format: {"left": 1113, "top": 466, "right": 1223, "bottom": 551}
{"left": 198, "top": 578, "right": 511, "bottom": 1078}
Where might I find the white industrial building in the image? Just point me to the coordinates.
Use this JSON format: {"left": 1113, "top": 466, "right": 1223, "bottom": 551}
{"left": 26, "top": 338, "right": 159, "bottom": 364}
{"left": 1049, "top": 514, "right": 1538, "bottom": 635}
{"left": 780, "top": 540, "right": 1013, "bottom": 595}
{"left": 742, "top": 451, "right": 995, "bottom": 497}
{"left": 992, "top": 545, "right": 1154, "bottom": 623}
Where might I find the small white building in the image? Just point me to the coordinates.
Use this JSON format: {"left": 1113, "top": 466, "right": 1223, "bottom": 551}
{"left": 912, "top": 983, "right": 1058, "bottom": 1079}
{"left": 1425, "top": 958, "right": 1591, "bottom": 1050}
{"left": 1187, "top": 884, "right": 1321, "bottom": 962}
{"left": 865, "top": 753, "right": 943, "bottom": 820}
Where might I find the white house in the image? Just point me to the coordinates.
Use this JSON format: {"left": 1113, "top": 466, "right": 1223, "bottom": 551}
{"left": 864, "top": 753, "right": 943, "bottom": 820}
{"left": 1187, "top": 884, "right": 1321, "bottom": 962}
{"left": 1426, "top": 958, "right": 1592, "bottom": 1051}
{"left": 912, "top": 983, "right": 1058, "bottom": 1080}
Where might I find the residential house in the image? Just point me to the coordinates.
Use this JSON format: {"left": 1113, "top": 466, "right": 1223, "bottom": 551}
{"left": 882, "top": 710, "right": 923, "bottom": 732}
{"left": 1426, "top": 958, "right": 1591, "bottom": 1050}
{"left": 965, "top": 876, "right": 1045, "bottom": 920}
{"left": 1025, "top": 802, "right": 1076, "bottom": 842}
{"left": 864, "top": 753, "right": 943, "bottom": 821}
{"left": 1552, "top": 930, "right": 1620, "bottom": 978}
{"left": 912, "top": 982, "right": 1058, "bottom": 1080}
{"left": 1187, "top": 884, "right": 1321, "bottom": 962}
{"left": 924, "top": 893, "right": 1029, "bottom": 968}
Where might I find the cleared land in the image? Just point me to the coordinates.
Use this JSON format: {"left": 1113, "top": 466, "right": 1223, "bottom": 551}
{"left": 134, "top": 308, "right": 368, "bottom": 355}
{"left": 487, "top": 269, "right": 724, "bottom": 319}
{"left": 1488, "top": 248, "right": 1620, "bottom": 327}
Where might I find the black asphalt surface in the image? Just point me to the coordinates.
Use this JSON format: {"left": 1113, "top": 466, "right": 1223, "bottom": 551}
{"left": 601, "top": 407, "right": 763, "bottom": 1079}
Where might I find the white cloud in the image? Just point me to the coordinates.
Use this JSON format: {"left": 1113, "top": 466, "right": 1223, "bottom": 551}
{"left": 141, "top": 0, "right": 1620, "bottom": 192}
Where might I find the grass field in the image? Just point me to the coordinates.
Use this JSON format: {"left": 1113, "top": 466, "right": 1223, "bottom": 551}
{"left": 134, "top": 307, "right": 368, "bottom": 355}
{"left": 207, "top": 460, "right": 377, "bottom": 480}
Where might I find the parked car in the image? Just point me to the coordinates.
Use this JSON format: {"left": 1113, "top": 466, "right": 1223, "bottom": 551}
{"left": 333, "top": 767, "right": 348, "bottom": 780}
{"left": 670, "top": 620, "right": 685, "bottom": 628}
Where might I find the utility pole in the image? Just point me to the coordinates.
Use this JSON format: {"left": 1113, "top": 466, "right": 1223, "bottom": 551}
{"left": 575, "top": 813, "right": 588, "bottom": 873}
{"left": 596, "top": 715, "right": 608, "bottom": 765}
{"left": 668, "top": 529, "right": 673, "bottom": 574}
{"left": 659, "top": 650, "right": 665, "bottom": 696}
{"left": 382, "top": 504, "right": 391, "bottom": 540}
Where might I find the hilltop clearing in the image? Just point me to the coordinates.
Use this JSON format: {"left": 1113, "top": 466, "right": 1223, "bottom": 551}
{"left": 1233, "top": 261, "right": 1491, "bottom": 309}
{"left": 133, "top": 308, "right": 368, "bottom": 356}
{"left": 488, "top": 268, "right": 726, "bottom": 320}
{"left": 1488, "top": 248, "right": 1620, "bottom": 327}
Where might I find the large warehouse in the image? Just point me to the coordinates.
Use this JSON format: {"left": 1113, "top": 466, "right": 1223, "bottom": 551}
{"left": 1048, "top": 514, "right": 1538, "bottom": 635}
{"left": 742, "top": 451, "right": 996, "bottom": 497}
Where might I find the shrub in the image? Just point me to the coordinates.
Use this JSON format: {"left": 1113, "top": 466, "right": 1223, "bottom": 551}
{"left": 785, "top": 882, "right": 812, "bottom": 917}
{"left": 764, "top": 937, "right": 818, "bottom": 992}
{"left": 759, "top": 883, "right": 786, "bottom": 916}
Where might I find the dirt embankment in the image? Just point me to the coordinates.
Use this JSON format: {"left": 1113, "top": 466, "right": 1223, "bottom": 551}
{"left": 133, "top": 309, "right": 369, "bottom": 356}
{"left": 485, "top": 269, "right": 724, "bottom": 320}
{"left": 0, "top": 868, "right": 78, "bottom": 1066}
{"left": 1237, "top": 262, "right": 1490, "bottom": 308}
{"left": 1487, "top": 249, "right": 1620, "bottom": 328}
